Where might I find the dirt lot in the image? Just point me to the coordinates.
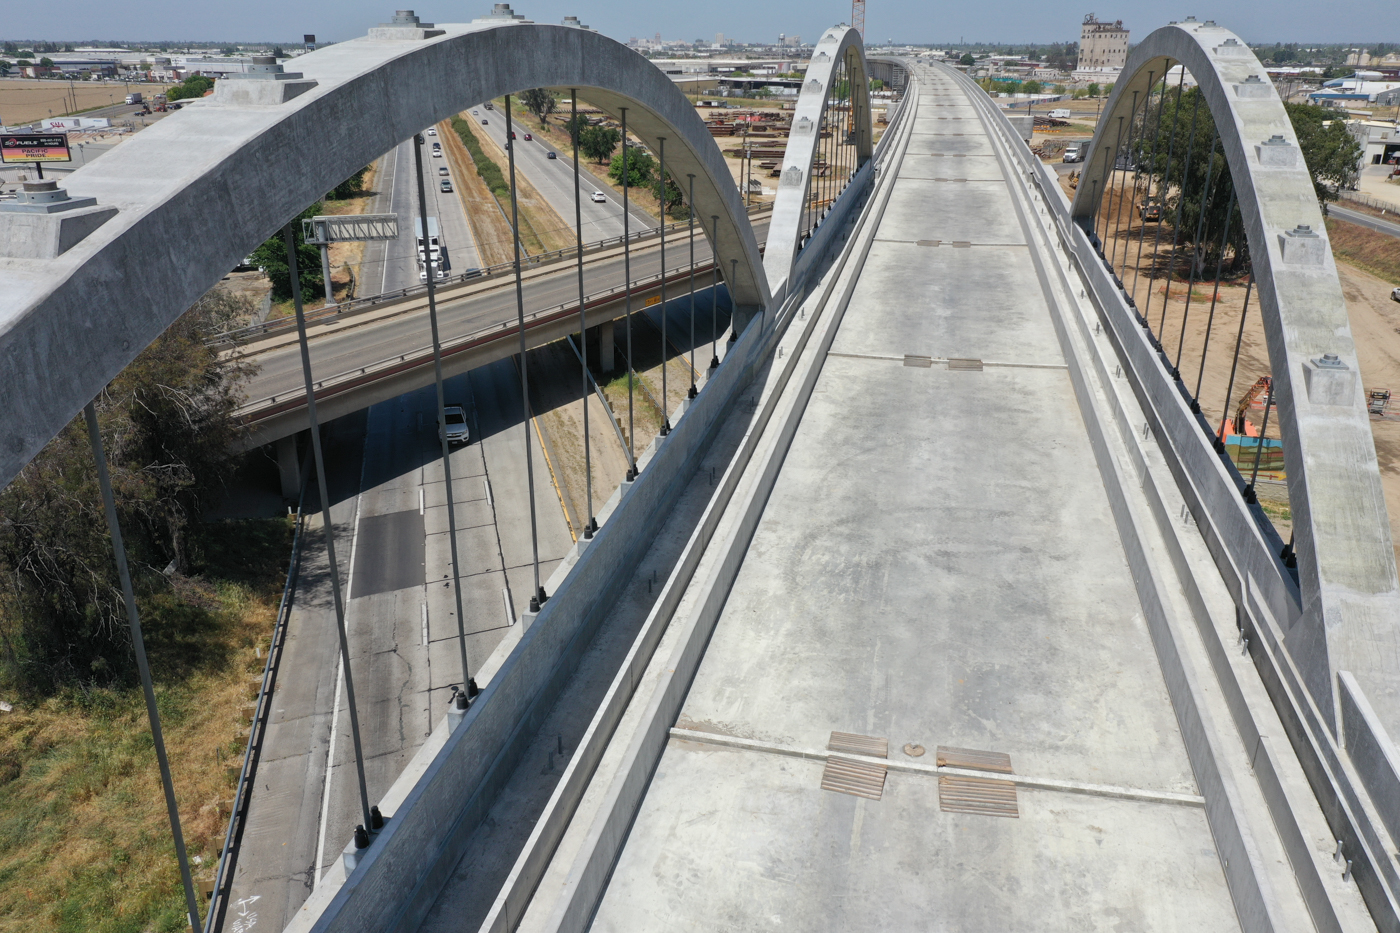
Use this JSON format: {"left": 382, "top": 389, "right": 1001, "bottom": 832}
{"left": 1072, "top": 170, "right": 1400, "bottom": 556}
{"left": 0, "top": 77, "right": 161, "bottom": 123}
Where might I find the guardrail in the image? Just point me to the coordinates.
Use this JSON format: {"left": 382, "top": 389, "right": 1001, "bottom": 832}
{"left": 1337, "top": 189, "right": 1400, "bottom": 215}
{"left": 207, "top": 202, "right": 773, "bottom": 350}
{"left": 235, "top": 261, "right": 719, "bottom": 422}
{"left": 203, "top": 481, "right": 307, "bottom": 933}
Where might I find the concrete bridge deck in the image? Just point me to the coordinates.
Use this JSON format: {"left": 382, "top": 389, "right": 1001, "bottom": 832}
{"left": 576, "top": 62, "right": 1319, "bottom": 933}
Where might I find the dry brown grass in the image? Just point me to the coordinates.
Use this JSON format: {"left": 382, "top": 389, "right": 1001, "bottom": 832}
{"left": 0, "top": 78, "right": 153, "bottom": 124}
{"left": 0, "top": 518, "right": 292, "bottom": 933}
{"left": 1327, "top": 217, "right": 1400, "bottom": 285}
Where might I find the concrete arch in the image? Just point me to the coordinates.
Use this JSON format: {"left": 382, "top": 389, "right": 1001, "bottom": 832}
{"left": 0, "top": 20, "right": 769, "bottom": 489}
{"left": 763, "top": 25, "right": 873, "bottom": 302}
{"left": 1073, "top": 24, "right": 1400, "bottom": 735}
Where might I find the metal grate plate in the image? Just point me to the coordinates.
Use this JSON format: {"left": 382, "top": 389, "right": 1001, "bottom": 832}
{"left": 822, "top": 756, "right": 888, "bottom": 800}
{"left": 916, "top": 239, "right": 941, "bottom": 247}
{"left": 939, "top": 774, "right": 1019, "bottom": 818}
{"left": 947, "top": 358, "right": 983, "bottom": 370}
{"left": 936, "top": 745, "right": 1012, "bottom": 772}
{"left": 948, "top": 242, "right": 974, "bottom": 250}
{"left": 904, "top": 355, "right": 934, "bottom": 368}
{"left": 828, "top": 731, "right": 889, "bottom": 758}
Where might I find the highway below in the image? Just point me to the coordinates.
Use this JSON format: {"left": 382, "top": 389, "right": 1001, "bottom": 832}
{"left": 1331, "top": 202, "right": 1400, "bottom": 240}
{"left": 361, "top": 135, "right": 483, "bottom": 296}
{"left": 471, "top": 103, "right": 655, "bottom": 242}
{"left": 218, "top": 137, "right": 705, "bottom": 933}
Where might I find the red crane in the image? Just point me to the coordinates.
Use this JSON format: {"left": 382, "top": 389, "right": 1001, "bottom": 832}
{"left": 851, "top": 0, "right": 866, "bottom": 38}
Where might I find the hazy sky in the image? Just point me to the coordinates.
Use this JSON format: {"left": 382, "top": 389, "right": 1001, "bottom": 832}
{"left": 2, "top": 0, "right": 1393, "bottom": 47}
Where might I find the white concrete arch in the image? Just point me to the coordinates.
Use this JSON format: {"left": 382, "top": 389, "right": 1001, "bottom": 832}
{"left": 0, "top": 19, "right": 769, "bottom": 489}
{"left": 763, "top": 25, "right": 873, "bottom": 303}
{"left": 1073, "top": 24, "right": 1400, "bottom": 749}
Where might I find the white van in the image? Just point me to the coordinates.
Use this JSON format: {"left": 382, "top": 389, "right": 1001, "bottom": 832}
{"left": 1049, "top": 108, "right": 1071, "bottom": 120}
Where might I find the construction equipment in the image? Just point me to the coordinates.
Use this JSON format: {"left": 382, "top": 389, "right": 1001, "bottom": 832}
{"left": 851, "top": 0, "right": 866, "bottom": 38}
{"left": 1369, "top": 388, "right": 1391, "bottom": 416}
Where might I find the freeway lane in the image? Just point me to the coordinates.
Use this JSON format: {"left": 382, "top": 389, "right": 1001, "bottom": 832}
{"left": 472, "top": 105, "right": 655, "bottom": 242}
{"left": 362, "top": 137, "right": 483, "bottom": 297}
{"left": 238, "top": 218, "right": 770, "bottom": 408}
{"left": 1331, "top": 203, "right": 1400, "bottom": 240}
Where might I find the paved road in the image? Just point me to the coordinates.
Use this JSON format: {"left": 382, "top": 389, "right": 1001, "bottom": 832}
{"left": 1332, "top": 203, "right": 1400, "bottom": 240}
{"left": 225, "top": 362, "right": 574, "bottom": 932}
{"left": 470, "top": 104, "right": 655, "bottom": 241}
{"left": 362, "top": 137, "right": 483, "bottom": 296}
{"left": 237, "top": 218, "right": 770, "bottom": 407}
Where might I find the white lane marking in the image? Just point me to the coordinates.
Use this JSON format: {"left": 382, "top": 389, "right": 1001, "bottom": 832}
{"left": 421, "top": 602, "right": 429, "bottom": 646}
{"left": 503, "top": 588, "right": 514, "bottom": 627}
{"left": 314, "top": 418, "right": 369, "bottom": 888}
{"left": 484, "top": 477, "right": 493, "bottom": 508}
{"left": 313, "top": 655, "right": 344, "bottom": 888}
{"left": 379, "top": 141, "right": 402, "bottom": 295}
{"left": 419, "top": 487, "right": 425, "bottom": 515}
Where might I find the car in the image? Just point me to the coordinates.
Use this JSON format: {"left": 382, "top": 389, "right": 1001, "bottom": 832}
{"left": 438, "top": 166, "right": 449, "bottom": 176}
{"left": 432, "top": 148, "right": 442, "bottom": 157}
{"left": 440, "top": 179, "right": 454, "bottom": 192}
{"left": 591, "top": 190, "right": 607, "bottom": 203}
{"left": 523, "top": 133, "right": 532, "bottom": 141}
{"left": 1139, "top": 200, "right": 1162, "bottom": 222}
{"left": 472, "top": 109, "right": 479, "bottom": 115}
{"left": 510, "top": 132, "right": 516, "bottom": 139}
{"left": 1392, "top": 287, "right": 1400, "bottom": 304}
{"left": 440, "top": 405, "right": 470, "bottom": 445}
{"left": 427, "top": 128, "right": 437, "bottom": 136}
{"left": 504, "top": 142, "right": 512, "bottom": 150}
{"left": 481, "top": 119, "right": 488, "bottom": 125}
{"left": 546, "top": 151, "right": 557, "bottom": 159}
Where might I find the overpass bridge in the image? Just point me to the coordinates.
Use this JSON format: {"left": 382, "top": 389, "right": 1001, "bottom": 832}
{"left": 3, "top": 13, "right": 1400, "bottom": 933}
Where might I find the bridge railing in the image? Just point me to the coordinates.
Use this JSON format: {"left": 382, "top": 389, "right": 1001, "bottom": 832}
{"left": 206, "top": 202, "right": 773, "bottom": 350}
{"left": 233, "top": 261, "right": 717, "bottom": 421}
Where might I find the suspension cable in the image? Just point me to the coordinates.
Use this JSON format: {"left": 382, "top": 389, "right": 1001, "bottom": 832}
{"left": 1133, "top": 68, "right": 1173, "bottom": 309}
{"left": 505, "top": 95, "right": 545, "bottom": 609}
{"left": 659, "top": 136, "right": 671, "bottom": 435}
{"left": 411, "top": 132, "right": 474, "bottom": 697}
{"left": 621, "top": 107, "right": 637, "bottom": 481}
{"left": 1143, "top": 67, "right": 1189, "bottom": 337}
{"left": 1216, "top": 270, "right": 1255, "bottom": 452}
{"left": 1192, "top": 186, "right": 1238, "bottom": 407}
{"left": 1157, "top": 86, "right": 1204, "bottom": 345}
{"left": 83, "top": 402, "right": 202, "bottom": 933}
{"left": 687, "top": 173, "right": 698, "bottom": 400}
{"left": 1173, "top": 126, "right": 1222, "bottom": 373}
{"left": 283, "top": 223, "right": 374, "bottom": 839}
{"left": 570, "top": 91, "right": 596, "bottom": 538}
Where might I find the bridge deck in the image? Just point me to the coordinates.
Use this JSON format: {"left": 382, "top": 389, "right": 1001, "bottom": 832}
{"left": 588, "top": 68, "right": 1242, "bottom": 930}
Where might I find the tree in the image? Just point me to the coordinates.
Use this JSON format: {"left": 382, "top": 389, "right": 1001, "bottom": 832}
{"left": 167, "top": 74, "right": 214, "bottom": 101}
{"left": 651, "top": 168, "right": 685, "bottom": 216}
{"left": 326, "top": 166, "right": 370, "bottom": 200}
{"left": 38, "top": 57, "right": 54, "bottom": 69}
{"left": 519, "top": 87, "right": 557, "bottom": 125}
{"left": 562, "top": 113, "right": 590, "bottom": 146}
{"left": 870, "top": 78, "right": 884, "bottom": 92}
{"left": 1285, "top": 102, "right": 1363, "bottom": 197}
{"left": 959, "top": 53, "right": 975, "bottom": 66}
{"left": 250, "top": 202, "right": 325, "bottom": 301}
{"left": 271, "top": 46, "right": 286, "bottom": 58}
{"left": 0, "top": 290, "right": 250, "bottom": 692}
{"left": 609, "top": 146, "right": 655, "bottom": 188}
{"left": 1087, "top": 82, "right": 1101, "bottom": 98}
{"left": 580, "top": 125, "right": 620, "bottom": 164}
{"left": 1023, "top": 80, "right": 1043, "bottom": 95}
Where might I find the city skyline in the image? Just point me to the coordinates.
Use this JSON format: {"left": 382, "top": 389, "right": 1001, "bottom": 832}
{"left": 0, "top": 0, "right": 1395, "bottom": 48}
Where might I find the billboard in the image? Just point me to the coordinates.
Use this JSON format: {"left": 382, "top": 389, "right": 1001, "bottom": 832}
{"left": 1, "top": 133, "right": 71, "bottom": 164}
